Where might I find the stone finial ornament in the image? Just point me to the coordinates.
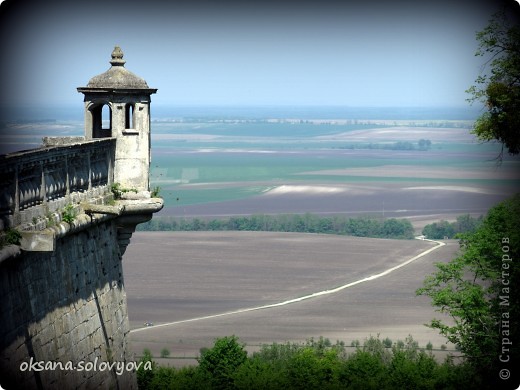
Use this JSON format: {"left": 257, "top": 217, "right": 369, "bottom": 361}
{"left": 110, "top": 45, "right": 126, "bottom": 66}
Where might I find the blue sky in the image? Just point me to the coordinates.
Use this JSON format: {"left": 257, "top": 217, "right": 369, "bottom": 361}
{"left": 0, "top": 0, "right": 517, "bottom": 109}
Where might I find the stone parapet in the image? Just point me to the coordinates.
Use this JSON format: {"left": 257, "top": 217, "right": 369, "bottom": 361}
{"left": 0, "top": 138, "right": 116, "bottom": 229}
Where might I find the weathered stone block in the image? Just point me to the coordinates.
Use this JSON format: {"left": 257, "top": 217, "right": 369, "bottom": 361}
{"left": 81, "top": 202, "right": 125, "bottom": 216}
{"left": 20, "top": 230, "right": 56, "bottom": 252}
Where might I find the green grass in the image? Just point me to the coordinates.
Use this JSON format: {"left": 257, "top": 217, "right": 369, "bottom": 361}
{"left": 152, "top": 153, "right": 359, "bottom": 184}
{"left": 151, "top": 151, "right": 500, "bottom": 184}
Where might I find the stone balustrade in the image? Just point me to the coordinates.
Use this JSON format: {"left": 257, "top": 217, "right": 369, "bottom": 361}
{"left": 0, "top": 138, "right": 115, "bottom": 228}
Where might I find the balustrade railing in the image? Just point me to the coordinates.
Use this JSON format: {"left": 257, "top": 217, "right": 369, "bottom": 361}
{"left": 0, "top": 138, "right": 115, "bottom": 228}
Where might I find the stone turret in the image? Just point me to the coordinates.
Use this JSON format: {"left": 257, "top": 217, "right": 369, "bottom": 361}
{"left": 77, "top": 46, "right": 157, "bottom": 193}
{"left": 0, "top": 46, "right": 163, "bottom": 390}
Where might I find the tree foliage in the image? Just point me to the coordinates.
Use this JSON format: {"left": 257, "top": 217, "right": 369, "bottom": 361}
{"left": 422, "top": 214, "right": 483, "bottom": 239}
{"left": 136, "top": 349, "right": 156, "bottom": 390}
{"left": 137, "top": 213, "right": 416, "bottom": 239}
{"left": 197, "top": 335, "right": 248, "bottom": 389}
{"left": 466, "top": 9, "right": 520, "bottom": 157}
{"left": 417, "top": 194, "right": 520, "bottom": 385}
{"left": 137, "top": 335, "right": 484, "bottom": 389}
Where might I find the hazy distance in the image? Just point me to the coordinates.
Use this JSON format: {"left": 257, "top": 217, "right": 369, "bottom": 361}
{"left": 0, "top": 0, "right": 515, "bottom": 111}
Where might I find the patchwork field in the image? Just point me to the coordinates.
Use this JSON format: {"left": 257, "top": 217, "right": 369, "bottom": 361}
{"left": 124, "top": 231, "right": 460, "bottom": 366}
{"left": 147, "top": 120, "right": 520, "bottom": 225}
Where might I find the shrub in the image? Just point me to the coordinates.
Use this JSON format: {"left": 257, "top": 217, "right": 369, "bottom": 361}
{"left": 0, "top": 227, "right": 22, "bottom": 247}
{"left": 383, "top": 337, "right": 393, "bottom": 348}
{"left": 62, "top": 203, "right": 76, "bottom": 224}
{"left": 136, "top": 349, "right": 156, "bottom": 390}
{"left": 160, "top": 348, "right": 170, "bottom": 358}
{"left": 233, "top": 357, "right": 286, "bottom": 389}
{"left": 286, "top": 347, "right": 341, "bottom": 389}
{"left": 111, "top": 182, "right": 138, "bottom": 199}
{"left": 135, "top": 335, "right": 486, "bottom": 390}
{"left": 151, "top": 186, "right": 161, "bottom": 197}
{"left": 340, "top": 350, "right": 388, "bottom": 389}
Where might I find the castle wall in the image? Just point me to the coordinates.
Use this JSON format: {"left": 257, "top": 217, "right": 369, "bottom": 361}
{"left": 0, "top": 45, "right": 160, "bottom": 388}
{"left": 0, "top": 220, "right": 137, "bottom": 389}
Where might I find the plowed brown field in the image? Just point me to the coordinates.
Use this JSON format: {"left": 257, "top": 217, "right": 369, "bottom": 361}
{"left": 124, "top": 231, "right": 459, "bottom": 366}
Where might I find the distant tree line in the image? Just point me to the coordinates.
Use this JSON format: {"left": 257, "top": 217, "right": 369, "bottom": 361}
{"left": 137, "top": 213, "right": 415, "bottom": 239}
{"left": 338, "top": 139, "right": 432, "bottom": 151}
{"left": 137, "top": 335, "right": 484, "bottom": 390}
{"left": 421, "top": 214, "right": 483, "bottom": 239}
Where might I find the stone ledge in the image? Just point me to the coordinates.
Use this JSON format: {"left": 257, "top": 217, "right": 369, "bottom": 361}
{"left": 118, "top": 198, "right": 164, "bottom": 214}
{"left": 16, "top": 198, "right": 163, "bottom": 252}
{"left": 119, "top": 190, "right": 152, "bottom": 200}
{"left": 20, "top": 230, "right": 56, "bottom": 252}
{"left": 42, "top": 136, "right": 86, "bottom": 146}
{"left": 0, "top": 244, "right": 22, "bottom": 264}
{"left": 19, "top": 213, "right": 113, "bottom": 252}
{"left": 81, "top": 202, "right": 125, "bottom": 216}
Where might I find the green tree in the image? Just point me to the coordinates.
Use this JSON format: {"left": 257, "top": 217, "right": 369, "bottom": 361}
{"left": 466, "top": 10, "right": 520, "bottom": 158}
{"left": 422, "top": 220, "right": 455, "bottom": 239}
{"left": 417, "top": 194, "right": 520, "bottom": 385}
{"left": 340, "top": 349, "right": 388, "bottom": 389}
{"left": 382, "top": 218, "right": 414, "bottom": 239}
{"left": 197, "top": 335, "right": 247, "bottom": 389}
{"left": 453, "top": 214, "right": 482, "bottom": 235}
{"left": 286, "top": 347, "right": 341, "bottom": 389}
{"left": 136, "top": 349, "right": 156, "bottom": 390}
{"left": 233, "top": 357, "right": 286, "bottom": 389}
{"left": 346, "top": 217, "right": 382, "bottom": 237}
{"left": 134, "top": 335, "right": 487, "bottom": 389}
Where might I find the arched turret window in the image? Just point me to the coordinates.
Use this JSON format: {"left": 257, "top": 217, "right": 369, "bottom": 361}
{"left": 102, "top": 104, "right": 112, "bottom": 130}
{"left": 125, "top": 103, "right": 135, "bottom": 130}
{"left": 91, "top": 103, "right": 112, "bottom": 138}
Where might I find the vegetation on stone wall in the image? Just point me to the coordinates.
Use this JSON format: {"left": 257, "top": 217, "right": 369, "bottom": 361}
{"left": 111, "top": 182, "right": 138, "bottom": 200}
{"left": 151, "top": 186, "right": 162, "bottom": 198}
{"left": 0, "top": 227, "right": 21, "bottom": 247}
{"left": 61, "top": 203, "right": 76, "bottom": 224}
{"left": 137, "top": 214, "right": 415, "bottom": 239}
